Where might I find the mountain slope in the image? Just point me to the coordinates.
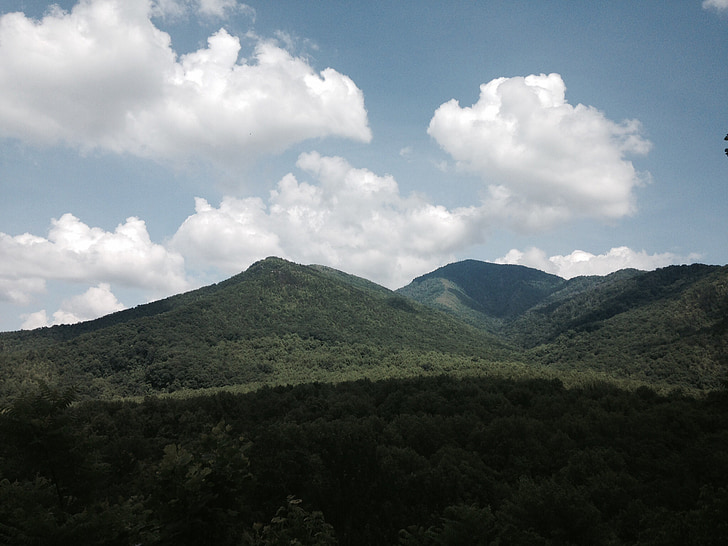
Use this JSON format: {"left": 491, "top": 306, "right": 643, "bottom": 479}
{"left": 514, "top": 264, "right": 728, "bottom": 388}
{"left": 399, "top": 260, "right": 728, "bottom": 389}
{"left": 397, "top": 259, "right": 567, "bottom": 330}
{"left": 2, "top": 257, "right": 726, "bottom": 400}
{"left": 0, "top": 257, "right": 512, "bottom": 401}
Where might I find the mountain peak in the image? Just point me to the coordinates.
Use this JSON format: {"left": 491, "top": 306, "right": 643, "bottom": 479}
{"left": 399, "top": 259, "right": 566, "bottom": 322}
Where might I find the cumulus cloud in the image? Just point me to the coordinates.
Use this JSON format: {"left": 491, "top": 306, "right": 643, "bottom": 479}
{"left": 0, "top": 214, "right": 189, "bottom": 305}
{"left": 0, "top": 0, "right": 370, "bottom": 170}
{"left": 53, "top": 283, "right": 125, "bottom": 323}
{"left": 0, "top": 277, "right": 47, "bottom": 305}
{"left": 703, "top": 0, "right": 728, "bottom": 11}
{"left": 428, "top": 73, "right": 651, "bottom": 230}
{"left": 170, "top": 195, "right": 283, "bottom": 273}
{"left": 172, "top": 152, "right": 482, "bottom": 288}
{"left": 20, "top": 310, "right": 50, "bottom": 331}
{"left": 21, "top": 283, "right": 126, "bottom": 330}
{"left": 2, "top": 180, "right": 703, "bottom": 329}
{"left": 495, "top": 246, "right": 700, "bottom": 279}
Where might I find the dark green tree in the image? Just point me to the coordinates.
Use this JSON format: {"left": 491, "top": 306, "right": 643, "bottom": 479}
{"left": 0, "top": 381, "right": 77, "bottom": 511}
{"left": 249, "top": 496, "right": 337, "bottom": 546}
{"left": 147, "top": 420, "right": 253, "bottom": 545}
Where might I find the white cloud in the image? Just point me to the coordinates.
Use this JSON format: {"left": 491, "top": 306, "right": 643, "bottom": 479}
{"left": 197, "top": 0, "right": 242, "bottom": 18}
{"left": 428, "top": 73, "right": 651, "bottom": 230}
{"left": 2, "top": 184, "right": 704, "bottom": 329}
{"left": 52, "top": 283, "right": 125, "bottom": 324}
{"left": 20, "top": 283, "right": 125, "bottom": 329}
{"left": 0, "top": 0, "right": 369, "bottom": 170}
{"left": 495, "top": 246, "right": 700, "bottom": 279}
{"left": 703, "top": 0, "right": 728, "bottom": 11}
{"left": 171, "top": 152, "right": 482, "bottom": 288}
{"left": 0, "top": 214, "right": 189, "bottom": 305}
{"left": 432, "top": 159, "right": 449, "bottom": 173}
{"left": 74, "top": 282, "right": 125, "bottom": 317}
{"left": 0, "top": 277, "right": 47, "bottom": 305}
{"left": 151, "top": 0, "right": 187, "bottom": 18}
{"left": 20, "top": 310, "right": 50, "bottom": 331}
{"left": 170, "top": 195, "right": 283, "bottom": 273}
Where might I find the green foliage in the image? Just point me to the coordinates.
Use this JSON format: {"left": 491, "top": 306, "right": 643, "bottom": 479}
{"left": 0, "top": 476, "right": 151, "bottom": 546}
{"left": 401, "top": 261, "right": 728, "bottom": 391}
{"left": 398, "top": 259, "right": 566, "bottom": 322}
{"left": 149, "top": 421, "right": 252, "bottom": 544}
{"left": 250, "top": 496, "right": 337, "bottom": 546}
{"left": 0, "top": 258, "right": 512, "bottom": 402}
{"left": 1, "top": 258, "right": 727, "bottom": 544}
{"left": 2, "top": 258, "right": 727, "bottom": 402}
{"left": 1, "top": 375, "right": 728, "bottom": 544}
{"left": 515, "top": 265, "right": 728, "bottom": 389}
{"left": 399, "top": 504, "right": 498, "bottom": 546}
{"left": 0, "top": 381, "right": 79, "bottom": 512}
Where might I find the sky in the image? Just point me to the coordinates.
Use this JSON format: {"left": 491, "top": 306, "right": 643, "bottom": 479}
{"left": 0, "top": 0, "right": 726, "bottom": 332}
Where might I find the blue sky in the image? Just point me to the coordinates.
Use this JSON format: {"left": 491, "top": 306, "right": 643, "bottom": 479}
{"left": 0, "top": 0, "right": 726, "bottom": 331}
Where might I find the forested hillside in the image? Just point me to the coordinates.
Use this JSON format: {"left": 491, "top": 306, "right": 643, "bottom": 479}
{"left": 2, "top": 258, "right": 727, "bottom": 400}
{"left": 0, "top": 257, "right": 513, "bottom": 402}
{"left": 400, "top": 261, "right": 728, "bottom": 390}
{"left": 397, "top": 260, "right": 567, "bottom": 330}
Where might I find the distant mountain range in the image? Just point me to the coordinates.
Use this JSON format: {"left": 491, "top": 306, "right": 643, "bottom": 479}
{"left": 398, "top": 260, "right": 728, "bottom": 389}
{"left": 1, "top": 257, "right": 726, "bottom": 401}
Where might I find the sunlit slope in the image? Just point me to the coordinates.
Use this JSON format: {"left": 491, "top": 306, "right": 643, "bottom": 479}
{"left": 0, "top": 257, "right": 512, "bottom": 400}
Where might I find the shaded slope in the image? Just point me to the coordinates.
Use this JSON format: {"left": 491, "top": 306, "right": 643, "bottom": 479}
{"left": 400, "top": 259, "right": 728, "bottom": 390}
{"left": 397, "top": 259, "right": 566, "bottom": 330}
{"left": 513, "top": 264, "right": 728, "bottom": 388}
{"left": 0, "top": 257, "right": 511, "bottom": 400}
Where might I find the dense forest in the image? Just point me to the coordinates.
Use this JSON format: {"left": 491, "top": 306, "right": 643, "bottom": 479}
{"left": 1, "top": 376, "right": 728, "bottom": 545}
{"left": 1, "top": 257, "right": 728, "bottom": 544}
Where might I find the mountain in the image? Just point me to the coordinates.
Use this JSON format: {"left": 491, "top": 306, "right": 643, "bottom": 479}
{"left": 3, "top": 259, "right": 728, "bottom": 544}
{"left": 396, "top": 259, "right": 567, "bottom": 330}
{"left": 0, "top": 257, "right": 511, "bottom": 401}
{"left": 399, "top": 260, "right": 728, "bottom": 389}
{"left": 2, "top": 257, "right": 726, "bottom": 401}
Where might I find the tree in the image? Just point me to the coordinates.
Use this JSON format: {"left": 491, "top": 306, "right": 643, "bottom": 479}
{"left": 0, "top": 381, "right": 77, "bottom": 511}
{"left": 250, "top": 496, "right": 337, "bottom": 546}
{"left": 147, "top": 420, "right": 253, "bottom": 545}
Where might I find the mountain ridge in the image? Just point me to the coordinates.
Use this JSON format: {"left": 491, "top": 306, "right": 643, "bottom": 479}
{"left": 397, "top": 259, "right": 568, "bottom": 329}
{"left": 1, "top": 256, "right": 726, "bottom": 400}
{"left": 399, "top": 259, "right": 728, "bottom": 389}
{"left": 3, "top": 257, "right": 727, "bottom": 546}
{"left": 0, "top": 257, "right": 512, "bottom": 401}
